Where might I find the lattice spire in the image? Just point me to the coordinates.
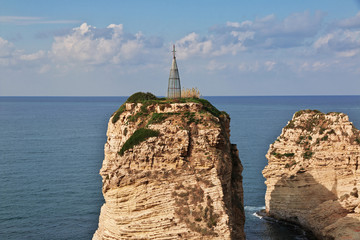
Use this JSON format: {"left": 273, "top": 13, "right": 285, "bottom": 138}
{"left": 167, "top": 45, "right": 181, "bottom": 99}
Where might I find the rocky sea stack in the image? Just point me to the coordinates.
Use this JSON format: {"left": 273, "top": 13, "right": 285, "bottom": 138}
{"left": 263, "top": 110, "right": 360, "bottom": 239}
{"left": 93, "top": 92, "right": 245, "bottom": 240}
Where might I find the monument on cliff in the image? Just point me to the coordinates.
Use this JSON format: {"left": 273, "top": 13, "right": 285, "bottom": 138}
{"left": 167, "top": 45, "right": 181, "bottom": 99}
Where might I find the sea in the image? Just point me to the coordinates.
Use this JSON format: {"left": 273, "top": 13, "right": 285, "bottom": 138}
{"left": 1, "top": 96, "right": 360, "bottom": 240}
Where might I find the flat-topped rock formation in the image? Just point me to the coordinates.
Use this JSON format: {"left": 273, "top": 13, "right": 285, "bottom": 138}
{"left": 93, "top": 93, "right": 245, "bottom": 240}
{"left": 263, "top": 110, "right": 360, "bottom": 239}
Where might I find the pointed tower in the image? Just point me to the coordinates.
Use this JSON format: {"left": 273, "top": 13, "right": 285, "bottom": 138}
{"left": 167, "top": 45, "right": 181, "bottom": 99}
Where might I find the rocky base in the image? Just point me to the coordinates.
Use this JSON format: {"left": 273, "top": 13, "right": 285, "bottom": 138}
{"left": 93, "top": 96, "right": 245, "bottom": 240}
{"left": 263, "top": 110, "right": 360, "bottom": 239}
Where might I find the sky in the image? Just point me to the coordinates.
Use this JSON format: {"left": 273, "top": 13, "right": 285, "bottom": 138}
{"left": 1, "top": 0, "right": 360, "bottom": 96}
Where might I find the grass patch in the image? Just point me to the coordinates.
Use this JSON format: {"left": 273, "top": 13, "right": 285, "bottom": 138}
{"left": 146, "top": 112, "right": 180, "bottom": 126}
{"left": 187, "top": 98, "right": 222, "bottom": 118}
{"left": 118, "top": 128, "right": 159, "bottom": 156}
{"left": 112, "top": 92, "right": 226, "bottom": 124}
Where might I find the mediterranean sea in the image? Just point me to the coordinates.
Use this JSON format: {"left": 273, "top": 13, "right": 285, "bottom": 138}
{"left": 1, "top": 96, "right": 359, "bottom": 239}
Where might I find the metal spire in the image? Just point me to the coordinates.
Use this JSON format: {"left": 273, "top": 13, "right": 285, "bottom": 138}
{"left": 167, "top": 45, "right": 181, "bottom": 99}
{"left": 172, "top": 44, "right": 176, "bottom": 58}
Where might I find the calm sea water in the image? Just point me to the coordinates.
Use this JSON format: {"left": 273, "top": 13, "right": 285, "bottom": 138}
{"left": 1, "top": 96, "right": 360, "bottom": 240}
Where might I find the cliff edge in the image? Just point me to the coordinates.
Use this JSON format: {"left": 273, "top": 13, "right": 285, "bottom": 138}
{"left": 93, "top": 93, "right": 245, "bottom": 240}
{"left": 263, "top": 110, "right": 360, "bottom": 239}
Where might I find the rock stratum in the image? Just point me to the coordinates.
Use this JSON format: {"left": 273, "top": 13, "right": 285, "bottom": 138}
{"left": 263, "top": 110, "right": 360, "bottom": 239}
{"left": 93, "top": 93, "right": 245, "bottom": 240}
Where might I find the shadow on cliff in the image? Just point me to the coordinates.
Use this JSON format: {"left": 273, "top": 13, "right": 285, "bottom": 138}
{"left": 268, "top": 171, "right": 360, "bottom": 239}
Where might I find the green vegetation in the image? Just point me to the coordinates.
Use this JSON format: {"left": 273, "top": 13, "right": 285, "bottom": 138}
{"left": 286, "top": 110, "right": 326, "bottom": 132}
{"left": 319, "top": 127, "right": 325, "bottom": 134}
{"left": 285, "top": 120, "right": 295, "bottom": 129}
{"left": 126, "top": 92, "right": 158, "bottom": 103}
{"left": 285, "top": 160, "right": 297, "bottom": 168}
{"left": 321, "top": 135, "right": 329, "bottom": 141}
{"left": 303, "top": 151, "right": 313, "bottom": 159}
{"left": 118, "top": 128, "right": 159, "bottom": 156}
{"left": 147, "top": 113, "right": 167, "bottom": 125}
{"left": 271, "top": 151, "right": 295, "bottom": 158}
{"left": 294, "top": 109, "right": 321, "bottom": 118}
{"left": 112, "top": 104, "right": 126, "bottom": 124}
{"left": 188, "top": 98, "right": 223, "bottom": 118}
{"left": 327, "top": 129, "right": 336, "bottom": 135}
{"left": 112, "top": 92, "right": 226, "bottom": 124}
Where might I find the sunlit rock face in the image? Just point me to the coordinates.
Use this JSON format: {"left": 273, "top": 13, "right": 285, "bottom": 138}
{"left": 263, "top": 110, "right": 360, "bottom": 239}
{"left": 93, "top": 98, "right": 245, "bottom": 240}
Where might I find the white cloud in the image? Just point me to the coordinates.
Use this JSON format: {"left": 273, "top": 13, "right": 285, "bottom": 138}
{"left": 313, "top": 33, "right": 333, "bottom": 49}
{"left": 0, "top": 37, "right": 15, "bottom": 57}
{"left": 336, "top": 49, "right": 360, "bottom": 57}
{"left": 20, "top": 50, "right": 45, "bottom": 61}
{"left": 50, "top": 22, "right": 147, "bottom": 65}
{"left": 238, "top": 62, "right": 260, "bottom": 72}
{"left": 314, "top": 29, "right": 360, "bottom": 57}
{"left": 0, "top": 37, "right": 20, "bottom": 66}
{"left": 337, "top": 11, "right": 360, "bottom": 29}
{"left": 265, "top": 61, "right": 276, "bottom": 71}
{"left": 226, "top": 21, "right": 252, "bottom": 28}
{"left": 206, "top": 60, "right": 227, "bottom": 71}
{"left": 312, "top": 61, "right": 327, "bottom": 71}
{"left": 175, "top": 32, "right": 212, "bottom": 59}
{"left": 212, "top": 11, "right": 325, "bottom": 51}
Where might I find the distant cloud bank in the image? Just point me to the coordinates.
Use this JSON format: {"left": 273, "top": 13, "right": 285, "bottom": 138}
{"left": 1, "top": 11, "right": 360, "bottom": 95}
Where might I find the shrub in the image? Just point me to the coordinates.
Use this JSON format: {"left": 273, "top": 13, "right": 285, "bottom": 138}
{"left": 272, "top": 151, "right": 294, "bottom": 158}
{"left": 321, "top": 135, "right": 329, "bottom": 141}
{"left": 285, "top": 120, "right": 295, "bottom": 129}
{"left": 126, "top": 92, "right": 158, "bottom": 103}
{"left": 319, "top": 127, "right": 326, "bottom": 134}
{"left": 327, "top": 129, "right": 336, "bottom": 135}
{"left": 283, "top": 153, "right": 295, "bottom": 157}
{"left": 118, "top": 128, "right": 159, "bottom": 156}
{"left": 112, "top": 104, "right": 126, "bottom": 124}
{"left": 303, "top": 151, "right": 313, "bottom": 159}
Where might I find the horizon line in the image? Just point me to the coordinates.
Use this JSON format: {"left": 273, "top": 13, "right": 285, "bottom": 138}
{"left": 1, "top": 95, "right": 360, "bottom": 98}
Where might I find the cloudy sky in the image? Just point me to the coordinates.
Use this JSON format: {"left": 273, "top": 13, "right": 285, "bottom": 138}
{"left": 1, "top": 0, "right": 360, "bottom": 96}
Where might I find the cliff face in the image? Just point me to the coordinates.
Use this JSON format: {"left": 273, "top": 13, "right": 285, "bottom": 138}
{"left": 93, "top": 97, "right": 244, "bottom": 239}
{"left": 263, "top": 110, "right": 360, "bottom": 239}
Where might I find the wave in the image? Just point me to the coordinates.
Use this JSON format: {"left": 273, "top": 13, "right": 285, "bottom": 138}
{"left": 244, "top": 205, "right": 265, "bottom": 212}
{"left": 252, "top": 212, "right": 263, "bottom": 219}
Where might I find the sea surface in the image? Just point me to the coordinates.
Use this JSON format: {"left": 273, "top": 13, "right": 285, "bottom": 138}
{"left": 1, "top": 96, "right": 360, "bottom": 240}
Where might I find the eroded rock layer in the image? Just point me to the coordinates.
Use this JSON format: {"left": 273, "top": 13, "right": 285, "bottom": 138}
{"left": 263, "top": 110, "right": 360, "bottom": 239}
{"left": 93, "top": 98, "right": 244, "bottom": 240}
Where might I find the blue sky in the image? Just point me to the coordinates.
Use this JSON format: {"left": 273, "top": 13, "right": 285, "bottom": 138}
{"left": 1, "top": 0, "right": 360, "bottom": 96}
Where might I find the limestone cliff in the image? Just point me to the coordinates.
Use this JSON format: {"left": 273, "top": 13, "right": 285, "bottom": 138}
{"left": 263, "top": 110, "right": 360, "bottom": 239}
{"left": 93, "top": 94, "right": 245, "bottom": 240}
